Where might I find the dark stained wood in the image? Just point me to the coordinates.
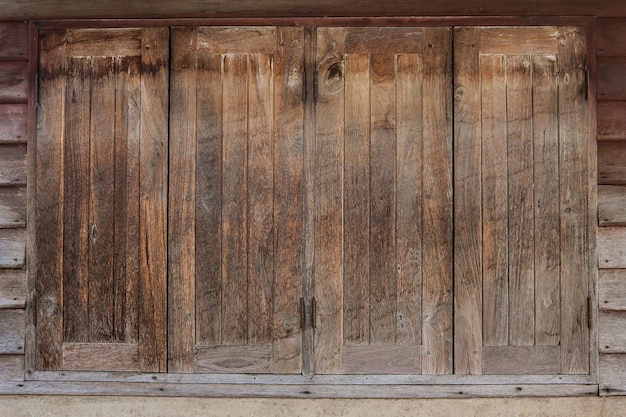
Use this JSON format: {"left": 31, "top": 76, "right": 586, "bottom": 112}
{"left": 0, "top": 104, "right": 27, "bottom": 143}
{"left": 0, "top": 22, "right": 28, "bottom": 58}
{"left": 599, "top": 269, "right": 626, "bottom": 311}
{"left": 0, "top": 144, "right": 27, "bottom": 186}
{"left": 597, "top": 57, "right": 626, "bottom": 101}
{"left": 62, "top": 343, "right": 139, "bottom": 371}
{"left": 0, "top": 62, "right": 28, "bottom": 100}
{"left": 599, "top": 185, "right": 626, "bottom": 226}
{"left": 0, "top": 309, "right": 25, "bottom": 353}
{"left": 0, "top": 269, "right": 26, "bottom": 309}
{"left": 598, "top": 141, "right": 626, "bottom": 185}
{"left": 483, "top": 346, "right": 560, "bottom": 375}
{"left": 0, "top": 186, "right": 26, "bottom": 228}
{"left": 597, "top": 18, "right": 626, "bottom": 56}
{"left": 597, "top": 101, "right": 626, "bottom": 140}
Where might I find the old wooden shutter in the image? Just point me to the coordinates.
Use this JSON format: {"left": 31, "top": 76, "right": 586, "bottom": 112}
{"left": 454, "top": 27, "right": 591, "bottom": 375}
{"left": 35, "top": 28, "right": 169, "bottom": 372}
{"left": 168, "top": 27, "right": 305, "bottom": 373}
{"left": 313, "top": 27, "right": 453, "bottom": 375}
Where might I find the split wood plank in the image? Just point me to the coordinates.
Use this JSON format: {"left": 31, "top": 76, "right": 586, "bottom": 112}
{"left": 62, "top": 343, "right": 139, "bottom": 371}
{"left": 0, "top": 186, "right": 26, "bottom": 228}
{"left": 0, "top": 309, "right": 25, "bottom": 353}
{"left": 0, "top": 229, "right": 25, "bottom": 268}
{"left": 0, "top": 144, "right": 27, "bottom": 186}
{"left": 599, "top": 185, "right": 626, "bottom": 226}
{"left": 597, "top": 18, "right": 626, "bottom": 56}
{"left": 0, "top": 104, "right": 27, "bottom": 143}
{"left": 599, "top": 311, "right": 626, "bottom": 353}
{"left": 0, "top": 62, "right": 28, "bottom": 100}
{"left": 598, "top": 141, "right": 626, "bottom": 185}
{"left": 597, "top": 101, "right": 626, "bottom": 140}
{"left": 0, "top": 269, "right": 26, "bottom": 309}
{"left": 597, "top": 57, "right": 626, "bottom": 101}
{"left": 0, "top": 22, "right": 28, "bottom": 58}
{"left": 599, "top": 269, "right": 626, "bottom": 311}
{"left": 598, "top": 227, "right": 626, "bottom": 269}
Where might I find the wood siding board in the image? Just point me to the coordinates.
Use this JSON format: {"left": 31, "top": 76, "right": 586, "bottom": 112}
{"left": 35, "top": 29, "right": 66, "bottom": 370}
{"left": 453, "top": 26, "right": 483, "bottom": 375}
{"left": 342, "top": 345, "right": 421, "bottom": 374}
{"left": 480, "top": 53, "right": 509, "bottom": 347}
{"left": 343, "top": 28, "right": 422, "bottom": 54}
{"left": 314, "top": 27, "right": 345, "bottom": 374}
{"left": 62, "top": 342, "right": 139, "bottom": 371}
{"left": 598, "top": 185, "right": 626, "bottom": 227}
{"left": 195, "top": 345, "right": 273, "bottom": 374}
{"left": 0, "top": 144, "right": 27, "bottom": 186}
{"left": 598, "top": 141, "right": 626, "bottom": 185}
{"left": 0, "top": 104, "right": 27, "bottom": 143}
{"left": 62, "top": 56, "right": 90, "bottom": 343}
{"left": 597, "top": 101, "right": 626, "bottom": 140}
{"left": 479, "top": 27, "right": 559, "bottom": 55}
{"left": 597, "top": 57, "right": 626, "bottom": 101}
{"left": 272, "top": 26, "right": 304, "bottom": 374}
{"left": 599, "top": 310, "right": 626, "bottom": 353}
{"left": 600, "top": 353, "right": 626, "bottom": 395}
{"left": 532, "top": 55, "right": 561, "bottom": 346}
{"left": 168, "top": 27, "right": 197, "bottom": 373}
{"left": 138, "top": 27, "right": 169, "bottom": 372}
{"left": 0, "top": 355, "right": 25, "bottom": 382}
{"left": 65, "top": 28, "right": 142, "bottom": 57}
{"left": 0, "top": 62, "right": 28, "bottom": 100}
{"left": 483, "top": 345, "right": 560, "bottom": 375}
{"left": 194, "top": 47, "right": 223, "bottom": 346}
{"left": 343, "top": 53, "right": 370, "bottom": 346}
{"left": 598, "top": 227, "right": 626, "bottom": 269}
{"left": 0, "top": 269, "right": 26, "bottom": 309}
{"left": 597, "top": 18, "right": 626, "bottom": 56}
{"left": 599, "top": 269, "right": 626, "bottom": 311}
{"left": 558, "top": 27, "right": 589, "bottom": 375}
{"left": 0, "top": 22, "right": 28, "bottom": 58}
{"left": 196, "top": 26, "right": 277, "bottom": 55}
{"left": 247, "top": 52, "right": 274, "bottom": 346}
{"left": 0, "top": 309, "right": 25, "bottom": 353}
{"left": 421, "top": 27, "right": 453, "bottom": 375}
{"left": 0, "top": 229, "right": 25, "bottom": 268}
{"left": 368, "top": 52, "right": 397, "bottom": 346}
{"left": 0, "top": 186, "right": 26, "bottom": 228}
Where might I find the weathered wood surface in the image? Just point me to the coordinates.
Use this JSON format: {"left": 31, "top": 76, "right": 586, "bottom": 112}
{"left": 0, "top": 186, "right": 25, "bottom": 228}
{"left": 598, "top": 58, "right": 626, "bottom": 101}
{"left": 598, "top": 141, "right": 626, "bottom": 185}
{"left": 342, "top": 346, "right": 421, "bottom": 374}
{"left": 598, "top": 227, "right": 626, "bottom": 268}
{"left": 599, "top": 311, "right": 626, "bottom": 353}
{"left": 599, "top": 270, "right": 626, "bottom": 311}
{"left": 62, "top": 343, "right": 139, "bottom": 371}
{"left": 0, "top": 62, "right": 27, "bottom": 100}
{"left": 0, "top": 309, "right": 25, "bottom": 353}
{"left": 0, "top": 229, "right": 25, "bottom": 268}
{"left": 599, "top": 185, "right": 626, "bottom": 225}
{"left": 0, "top": 144, "right": 26, "bottom": 185}
{"left": 597, "top": 18, "right": 626, "bottom": 56}
{"left": 600, "top": 354, "right": 626, "bottom": 395}
{"left": 0, "top": 104, "right": 27, "bottom": 143}
{"left": 195, "top": 346, "right": 273, "bottom": 374}
{"left": 483, "top": 346, "right": 560, "bottom": 375}
{"left": 0, "top": 22, "right": 28, "bottom": 58}
{"left": 0, "top": 355, "right": 24, "bottom": 382}
{"left": 597, "top": 102, "right": 626, "bottom": 140}
{"left": 0, "top": 269, "right": 26, "bottom": 309}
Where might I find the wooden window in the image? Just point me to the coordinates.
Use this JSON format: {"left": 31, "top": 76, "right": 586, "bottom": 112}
{"left": 33, "top": 25, "right": 593, "bottom": 382}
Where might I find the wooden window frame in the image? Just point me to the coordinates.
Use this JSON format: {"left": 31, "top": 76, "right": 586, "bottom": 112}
{"left": 20, "top": 16, "right": 598, "bottom": 398}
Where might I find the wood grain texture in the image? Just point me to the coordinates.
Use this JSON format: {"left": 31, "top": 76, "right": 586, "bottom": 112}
{"left": 599, "top": 185, "right": 626, "bottom": 225}
{"left": 597, "top": 58, "right": 626, "bottom": 101}
{"left": 479, "top": 27, "right": 558, "bottom": 55}
{"left": 483, "top": 346, "right": 560, "bottom": 375}
{"left": 196, "top": 26, "right": 277, "bottom": 54}
{"left": 0, "top": 62, "right": 27, "bottom": 100}
{"left": 0, "top": 144, "right": 26, "bottom": 186}
{"left": 599, "top": 269, "right": 626, "bottom": 311}
{"left": 598, "top": 141, "right": 626, "bottom": 185}
{"left": 0, "top": 309, "right": 25, "bottom": 353}
{"left": 597, "top": 18, "right": 626, "bottom": 56}
{"left": 342, "top": 345, "right": 421, "bottom": 374}
{"left": 599, "top": 311, "right": 626, "bottom": 353}
{"left": 0, "top": 22, "right": 28, "bottom": 58}
{"left": 62, "top": 343, "right": 139, "bottom": 371}
{"left": 597, "top": 101, "right": 626, "bottom": 140}
{"left": 65, "top": 28, "right": 142, "bottom": 57}
{"left": 0, "top": 186, "right": 26, "bottom": 228}
{"left": 598, "top": 227, "right": 626, "bottom": 269}
{"left": 195, "top": 345, "right": 273, "bottom": 374}
{"left": 0, "top": 269, "right": 26, "bottom": 309}
{"left": 600, "top": 353, "right": 626, "bottom": 395}
{"left": 0, "top": 355, "right": 24, "bottom": 382}
{"left": 0, "top": 104, "right": 27, "bottom": 143}
{"left": 343, "top": 27, "right": 422, "bottom": 53}
{"left": 0, "top": 229, "right": 25, "bottom": 268}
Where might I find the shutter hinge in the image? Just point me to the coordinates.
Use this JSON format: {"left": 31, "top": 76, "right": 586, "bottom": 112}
{"left": 311, "top": 297, "right": 317, "bottom": 329}
{"left": 587, "top": 296, "right": 593, "bottom": 329}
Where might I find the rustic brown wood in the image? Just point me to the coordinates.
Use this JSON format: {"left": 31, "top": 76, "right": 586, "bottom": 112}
{"left": 597, "top": 18, "right": 626, "bottom": 56}
{"left": 65, "top": 28, "right": 142, "bottom": 57}
{"left": 599, "top": 269, "right": 626, "bottom": 311}
{"left": 0, "top": 309, "right": 25, "bottom": 353}
{"left": 479, "top": 27, "right": 559, "bottom": 55}
{"left": 0, "top": 355, "right": 24, "bottom": 382}
{"left": 343, "top": 27, "right": 422, "bottom": 53}
{"left": 0, "top": 62, "right": 28, "bottom": 100}
{"left": 195, "top": 345, "right": 274, "bottom": 374}
{"left": 597, "top": 58, "right": 626, "bottom": 101}
{"left": 196, "top": 26, "right": 277, "bottom": 54}
{"left": 597, "top": 101, "right": 626, "bottom": 140}
{"left": 420, "top": 27, "right": 453, "bottom": 375}
{"left": 0, "top": 269, "right": 26, "bottom": 309}
{"left": 600, "top": 353, "right": 626, "bottom": 395}
{"left": 598, "top": 227, "right": 626, "bottom": 269}
{"left": 483, "top": 346, "right": 560, "bottom": 375}
{"left": 0, "top": 104, "right": 27, "bottom": 143}
{"left": 62, "top": 343, "right": 139, "bottom": 371}
{"left": 598, "top": 141, "right": 626, "bottom": 185}
{"left": 599, "top": 185, "right": 626, "bottom": 226}
{"left": 0, "top": 229, "right": 25, "bottom": 268}
{"left": 453, "top": 26, "right": 483, "bottom": 375}
{"left": 0, "top": 186, "right": 26, "bottom": 228}
{"left": 0, "top": 22, "right": 28, "bottom": 58}
{"left": 0, "top": 144, "right": 26, "bottom": 185}
{"left": 599, "top": 311, "right": 626, "bottom": 353}
{"left": 342, "top": 346, "right": 421, "bottom": 374}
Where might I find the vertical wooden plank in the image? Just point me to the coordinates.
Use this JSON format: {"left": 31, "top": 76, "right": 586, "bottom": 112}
{"left": 221, "top": 53, "right": 248, "bottom": 346}
{"left": 36, "top": 29, "right": 67, "bottom": 370}
{"left": 62, "top": 57, "right": 90, "bottom": 344}
{"left": 343, "top": 53, "right": 370, "bottom": 346}
{"left": 506, "top": 54, "right": 534, "bottom": 346}
{"left": 168, "top": 27, "right": 197, "bottom": 372}
{"left": 247, "top": 53, "right": 274, "bottom": 345}
{"left": 453, "top": 27, "right": 483, "bottom": 375}
{"left": 272, "top": 26, "right": 304, "bottom": 374}
{"left": 558, "top": 27, "right": 589, "bottom": 374}
{"left": 395, "top": 53, "right": 420, "bottom": 348}
{"left": 195, "top": 50, "right": 223, "bottom": 346}
{"left": 369, "top": 53, "right": 396, "bottom": 346}
{"left": 139, "top": 27, "right": 169, "bottom": 372}
{"left": 421, "top": 27, "right": 453, "bottom": 374}
{"left": 315, "top": 27, "right": 345, "bottom": 374}
{"left": 480, "top": 54, "right": 509, "bottom": 347}
{"left": 533, "top": 55, "right": 561, "bottom": 345}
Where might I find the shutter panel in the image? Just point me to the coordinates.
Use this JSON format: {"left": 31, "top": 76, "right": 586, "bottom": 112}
{"left": 314, "top": 27, "right": 453, "bottom": 375}
{"left": 454, "top": 26, "right": 591, "bottom": 375}
{"left": 36, "top": 28, "right": 169, "bottom": 372}
{"left": 168, "top": 27, "right": 305, "bottom": 373}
